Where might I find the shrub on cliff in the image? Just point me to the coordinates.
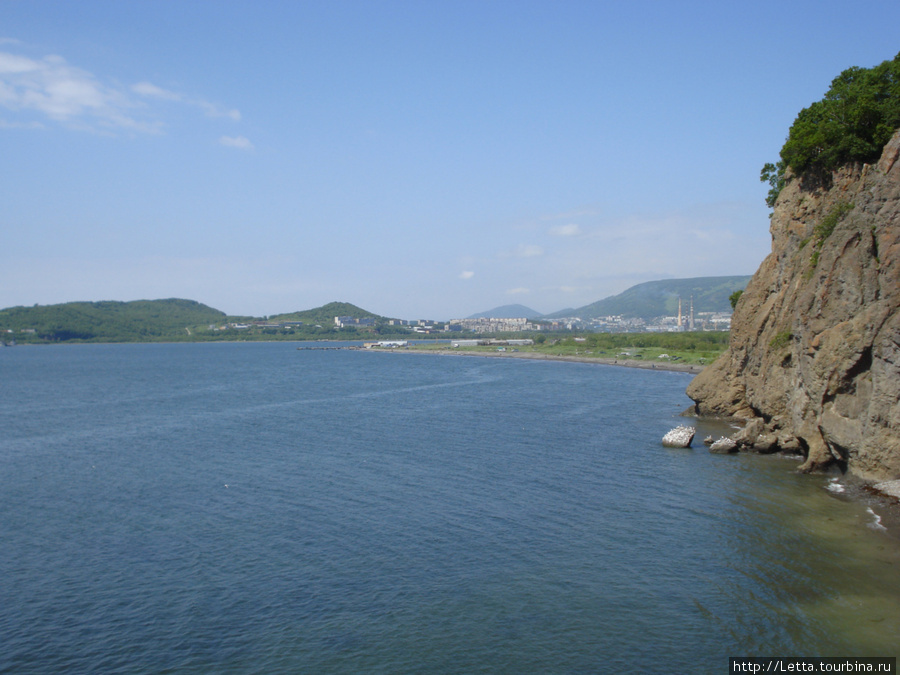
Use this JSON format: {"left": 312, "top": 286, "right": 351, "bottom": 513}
{"left": 762, "top": 52, "right": 900, "bottom": 207}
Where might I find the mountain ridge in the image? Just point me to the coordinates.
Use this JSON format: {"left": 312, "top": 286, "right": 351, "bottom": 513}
{"left": 542, "top": 276, "right": 751, "bottom": 320}
{"left": 466, "top": 304, "right": 542, "bottom": 320}
{"left": 2, "top": 274, "right": 751, "bottom": 343}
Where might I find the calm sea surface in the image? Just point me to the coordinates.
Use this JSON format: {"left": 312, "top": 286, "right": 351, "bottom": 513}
{"left": 1, "top": 342, "right": 898, "bottom": 673}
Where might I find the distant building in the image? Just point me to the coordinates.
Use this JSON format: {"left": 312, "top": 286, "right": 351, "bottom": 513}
{"left": 334, "top": 316, "right": 376, "bottom": 328}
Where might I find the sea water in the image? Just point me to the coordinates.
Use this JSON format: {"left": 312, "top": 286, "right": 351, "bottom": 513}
{"left": 1, "top": 342, "right": 898, "bottom": 673}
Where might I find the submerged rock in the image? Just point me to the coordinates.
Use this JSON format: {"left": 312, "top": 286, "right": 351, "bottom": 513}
{"left": 662, "top": 425, "right": 695, "bottom": 448}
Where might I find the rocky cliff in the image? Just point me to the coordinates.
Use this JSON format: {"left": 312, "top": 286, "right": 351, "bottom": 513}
{"left": 687, "top": 129, "right": 900, "bottom": 481}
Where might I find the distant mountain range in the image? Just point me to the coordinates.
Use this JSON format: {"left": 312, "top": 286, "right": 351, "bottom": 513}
{"left": 543, "top": 275, "right": 751, "bottom": 319}
{"left": 1, "top": 276, "right": 752, "bottom": 343}
{"left": 472, "top": 275, "right": 751, "bottom": 321}
{"left": 0, "top": 299, "right": 384, "bottom": 343}
{"left": 466, "top": 304, "right": 543, "bottom": 320}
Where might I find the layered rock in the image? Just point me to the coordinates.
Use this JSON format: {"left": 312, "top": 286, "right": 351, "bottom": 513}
{"left": 687, "top": 130, "right": 900, "bottom": 481}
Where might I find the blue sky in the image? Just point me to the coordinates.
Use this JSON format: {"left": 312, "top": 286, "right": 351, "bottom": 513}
{"left": 3, "top": 1, "right": 899, "bottom": 320}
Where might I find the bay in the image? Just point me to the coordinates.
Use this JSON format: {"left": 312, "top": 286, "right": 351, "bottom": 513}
{"left": 1, "top": 342, "right": 898, "bottom": 673}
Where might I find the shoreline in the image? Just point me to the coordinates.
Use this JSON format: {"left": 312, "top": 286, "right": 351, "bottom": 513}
{"left": 364, "top": 345, "right": 900, "bottom": 540}
{"left": 363, "top": 346, "right": 706, "bottom": 374}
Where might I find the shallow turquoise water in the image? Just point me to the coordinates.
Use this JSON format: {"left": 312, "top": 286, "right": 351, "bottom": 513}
{"left": 1, "top": 342, "right": 897, "bottom": 673}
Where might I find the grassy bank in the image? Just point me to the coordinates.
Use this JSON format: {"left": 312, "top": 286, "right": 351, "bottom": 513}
{"left": 407, "top": 331, "right": 728, "bottom": 367}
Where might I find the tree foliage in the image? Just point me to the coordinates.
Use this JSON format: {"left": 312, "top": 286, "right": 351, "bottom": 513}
{"left": 0, "top": 299, "right": 227, "bottom": 342}
{"left": 762, "top": 52, "right": 900, "bottom": 206}
{"left": 0, "top": 298, "right": 412, "bottom": 344}
{"left": 564, "top": 331, "right": 729, "bottom": 352}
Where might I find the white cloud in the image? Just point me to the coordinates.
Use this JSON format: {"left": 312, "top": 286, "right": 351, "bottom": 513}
{"left": 549, "top": 223, "right": 582, "bottom": 237}
{"left": 0, "top": 52, "right": 40, "bottom": 74}
{"left": 219, "top": 135, "right": 254, "bottom": 150}
{"left": 459, "top": 270, "right": 475, "bottom": 280}
{"left": 506, "top": 287, "right": 530, "bottom": 295}
{"left": 0, "top": 51, "right": 153, "bottom": 130}
{"left": 0, "top": 47, "right": 242, "bottom": 134}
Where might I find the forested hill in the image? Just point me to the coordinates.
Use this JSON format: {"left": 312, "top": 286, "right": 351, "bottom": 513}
{"left": 0, "top": 299, "right": 397, "bottom": 343}
{"left": 544, "top": 276, "right": 751, "bottom": 319}
{"left": 0, "top": 299, "right": 230, "bottom": 342}
{"left": 269, "top": 301, "right": 382, "bottom": 326}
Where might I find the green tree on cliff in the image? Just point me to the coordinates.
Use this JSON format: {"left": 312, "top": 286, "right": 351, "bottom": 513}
{"left": 762, "top": 52, "right": 900, "bottom": 207}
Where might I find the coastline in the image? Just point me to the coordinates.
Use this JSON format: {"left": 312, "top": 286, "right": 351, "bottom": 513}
{"left": 363, "top": 345, "right": 900, "bottom": 540}
{"left": 363, "top": 346, "right": 705, "bottom": 374}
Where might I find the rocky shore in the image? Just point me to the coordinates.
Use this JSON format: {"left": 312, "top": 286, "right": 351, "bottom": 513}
{"left": 687, "top": 129, "right": 900, "bottom": 482}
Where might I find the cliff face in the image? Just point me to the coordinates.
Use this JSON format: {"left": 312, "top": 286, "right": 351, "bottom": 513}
{"left": 687, "top": 130, "right": 900, "bottom": 481}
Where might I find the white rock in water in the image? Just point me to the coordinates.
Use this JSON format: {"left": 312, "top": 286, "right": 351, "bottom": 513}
{"left": 874, "top": 479, "right": 900, "bottom": 499}
{"left": 662, "top": 425, "right": 695, "bottom": 448}
{"left": 709, "top": 436, "right": 738, "bottom": 454}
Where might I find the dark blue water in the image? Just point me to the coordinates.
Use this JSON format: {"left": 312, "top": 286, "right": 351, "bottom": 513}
{"left": 2, "top": 343, "right": 898, "bottom": 673}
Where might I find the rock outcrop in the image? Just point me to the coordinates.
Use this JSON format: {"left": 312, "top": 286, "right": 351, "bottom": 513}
{"left": 709, "top": 437, "right": 738, "bottom": 454}
{"left": 687, "top": 130, "right": 900, "bottom": 481}
{"left": 662, "top": 426, "right": 695, "bottom": 448}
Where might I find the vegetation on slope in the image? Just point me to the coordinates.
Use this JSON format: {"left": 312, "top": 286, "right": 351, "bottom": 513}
{"left": 411, "top": 331, "right": 729, "bottom": 366}
{"left": 270, "top": 301, "right": 383, "bottom": 326}
{"left": 544, "top": 276, "right": 751, "bottom": 320}
{"left": 762, "top": 52, "right": 900, "bottom": 207}
{"left": 0, "top": 299, "right": 411, "bottom": 344}
{"left": 0, "top": 299, "right": 229, "bottom": 342}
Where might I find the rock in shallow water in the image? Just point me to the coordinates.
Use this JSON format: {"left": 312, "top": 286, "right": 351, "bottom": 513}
{"left": 709, "top": 437, "right": 738, "bottom": 454}
{"left": 874, "top": 479, "right": 900, "bottom": 499}
{"left": 662, "top": 426, "right": 695, "bottom": 448}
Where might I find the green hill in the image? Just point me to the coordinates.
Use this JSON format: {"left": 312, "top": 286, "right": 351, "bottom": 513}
{"left": 270, "top": 301, "right": 386, "bottom": 326}
{"left": 544, "top": 276, "right": 752, "bottom": 320}
{"left": 0, "top": 299, "right": 402, "bottom": 343}
{"left": 0, "top": 299, "right": 229, "bottom": 342}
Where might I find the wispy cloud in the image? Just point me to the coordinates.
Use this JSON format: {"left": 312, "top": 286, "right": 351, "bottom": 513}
{"left": 219, "top": 135, "right": 254, "bottom": 150}
{"left": 131, "top": 81, "right": 181, "bottom": 101}
{"left": 133, "top": 81, "right": 241, "bottom": 120}
{"left": 0, "top": 118, "right": 43, "bottom": 129}
{"left": 0, "top": 46, "right": 242, "bottom": 134}
{"left": 540, "top": 207, "right": 600, "bottom": 221}
{"left": 506, "top": 287, "right": 530, "bottom": 295}
{"left": 499, "top": 244, "right": 543, "bottom": 259}
{"left": 549, "top": 223, "right": 582, "bottom": 237}
{"left": 459, "top": 270, "right": 475, "bottom": 280}
{"left": 0, "top": 51, "right": 160, "bottom": 132}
